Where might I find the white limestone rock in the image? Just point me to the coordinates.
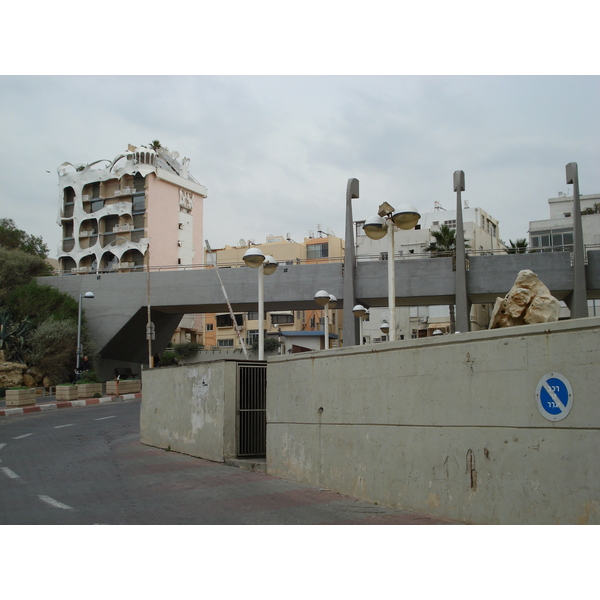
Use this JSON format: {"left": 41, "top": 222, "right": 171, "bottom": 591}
{"left": 489, "top": 269, "right": 561, "bottom": 329}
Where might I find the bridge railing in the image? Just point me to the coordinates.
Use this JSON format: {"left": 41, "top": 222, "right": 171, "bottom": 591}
{"left": 48, "top": 244, "right": 600, "bottom": 276}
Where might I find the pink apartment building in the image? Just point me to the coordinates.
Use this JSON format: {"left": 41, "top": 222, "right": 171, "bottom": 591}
{"left": 56, "top": 143, "right": 207, "bottom": 274}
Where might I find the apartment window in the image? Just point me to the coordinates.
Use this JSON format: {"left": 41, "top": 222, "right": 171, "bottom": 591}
{"left": 444, "top": 219, "right": 457, "bottom": 228}
{"left": 246, "top": 330, "right": 259, "bottom": 346}
{"left": 132, "top": 195, "right": 146, "bottom": 213}
{"left": 206, "top": 324, "right": 214, "bottom": 331}
{"left": 216, "top": 314, "right": 243, "bottom": 328}
{"left": 271, "top": 313, "right": 294, "bottom": 325}
{"left": 530, "top": 229, "right": 573, "bottom": 251}
{"left": 307, "top": 243, "right": 329, "bottom": 259}
{"left": 380, "top": 252, "right": 388, "bottom": 261}
{"left": 218, "top": 339, "right": 234, "bottom": 347}
{"left": 247, "top": 311, "right": 260, "bottom": 321}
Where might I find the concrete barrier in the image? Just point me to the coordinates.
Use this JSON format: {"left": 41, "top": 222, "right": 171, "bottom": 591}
{"left": 266, "top": 317, "right": 600, "bottom": 524}
{"left": 140, "top": 360, "right": 238, "bottom": 463}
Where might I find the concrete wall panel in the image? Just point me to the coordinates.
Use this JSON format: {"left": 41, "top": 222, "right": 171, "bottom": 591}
{"left": 140, "top": 360, "right": 237, "bottom": 462}
{"left": 266, "top": 317, "right": 600, "bottom": 524}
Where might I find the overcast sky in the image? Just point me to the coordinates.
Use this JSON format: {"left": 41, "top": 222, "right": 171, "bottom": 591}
{"left": 1, "top": 5, "right": 599, "bottom": 262}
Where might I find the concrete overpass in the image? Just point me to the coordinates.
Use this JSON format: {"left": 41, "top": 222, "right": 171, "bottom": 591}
{"left": 39, "top": 249, "right": 600, "bottom": 379}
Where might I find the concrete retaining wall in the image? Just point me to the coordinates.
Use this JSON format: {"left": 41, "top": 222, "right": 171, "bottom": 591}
{"left": 140, "top": 360, "right": 238, "bottom": 462}
{"left": 266, "top": 317, "right": 600, "bottom": 524}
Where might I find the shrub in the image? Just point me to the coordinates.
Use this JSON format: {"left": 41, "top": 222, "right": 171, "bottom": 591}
{"left": 251, "top": 337, "right": 281, "bottom": 352}
{"left": 173, "top": 342, "right": 203, "bottom": 358}
{"left": 28, "top": 318, "right": 78, "bottom": 385}
{"left": 160, "top": 351, "right": 177, "bottom": 366}
{"left": 78, "top": 371, "right": 101, "bottom": 384}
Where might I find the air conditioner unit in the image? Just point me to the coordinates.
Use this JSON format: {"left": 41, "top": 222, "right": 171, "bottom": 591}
{"left": 78, "top": 266, "right": 90, "bottom": 273}
{"left": 71, "top": 267, "right": 78, "bottom": 274}
{"left": 114, "top": 190, "right": 122, "bottom": 196}
{"left": 82, "top": 195, "right": 90, "bottom": 202}
{"left": 120, "top": 262, "right": 131, "bottom": 268}
{"left": 122, "top": 187, "right": 131, "bottom": 195}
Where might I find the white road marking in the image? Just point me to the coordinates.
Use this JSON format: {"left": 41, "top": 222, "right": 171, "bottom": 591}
{"left": 0, "top": 443, "right": 6, "bottom": 451}
{"left": 38, "top": 495, "right": 73, "bottom": 510}
{"left": 13, "top": 433, "right": 33, "bottom": 439}
{"left": 1, "top": 467, "right": 20, "bottom": 479}
{"left": 95, "top": 415, "right": 116, "bottom": 421}
{"left": 53, "top": 423, "right": 75, "bottom": 429}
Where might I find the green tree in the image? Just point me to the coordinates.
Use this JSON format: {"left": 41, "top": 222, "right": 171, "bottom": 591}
{"left": 507, "top": 239, "right": 529, "bottom": 254}
{"left": 0, "top": 248, "right": 52, "bottom": 302}
{"left": 149, "top": 140, "right": 162, "bottom": 151}
{"left": 425, "top": 225, "right": 470, "bottom": 333}
{"left": 0, "top": 218, "right": 48, "bottom": 258}
{"left": 5, "top": 281, "right": 78, "bottom": 326}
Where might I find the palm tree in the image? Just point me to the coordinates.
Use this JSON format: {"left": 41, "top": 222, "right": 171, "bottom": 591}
{"left": 425, "top": 225, "right": 469, "bottom": 333}
{"left": 507, "top": 238, "right": 528, "bottom": 254}
{"left": 149, "top": 140, "right": 161, "bottom": 151}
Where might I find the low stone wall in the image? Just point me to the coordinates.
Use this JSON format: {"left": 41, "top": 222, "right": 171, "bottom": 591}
{"left": 266, "top": 317, "right": 600, "bottom": 524}
{"left": 140, "top": 360, "right": 238, "bottom": 463}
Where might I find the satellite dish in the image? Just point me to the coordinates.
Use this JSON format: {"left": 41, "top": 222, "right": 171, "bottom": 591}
{"left": 239, "top": 239, "right": 246, "bottom": 246}
{"left": 173, "top": 151, "right": 179, "bottom": 159}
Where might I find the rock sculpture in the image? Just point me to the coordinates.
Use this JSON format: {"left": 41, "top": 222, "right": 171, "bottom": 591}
{"left": 489, "top": 269, "right": 561, "bottom": 329}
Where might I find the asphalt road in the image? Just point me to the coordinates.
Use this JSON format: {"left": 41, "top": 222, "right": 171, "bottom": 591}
{"left": 0, "top": 400, "right": 457, "bottom": 525}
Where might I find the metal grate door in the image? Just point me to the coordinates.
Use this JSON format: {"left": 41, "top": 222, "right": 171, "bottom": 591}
{"left": 237, "top": 362, "right": 267, "bottom": 457}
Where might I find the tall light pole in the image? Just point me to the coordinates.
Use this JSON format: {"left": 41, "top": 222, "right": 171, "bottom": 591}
{"left": 566, "top": 162, "right": 588, "bottom": 318}
{"left": 453, "top": 170, "right": 470, "bottom": 333}
{"left": 243, "top": 247, "right": 278, "bottom": 360}
{"left": 77, "top": 291, "right": 94, "bottom": 370}
{"left": 343, "top": 178, "right": 360, "bottom": 346}
{"left": 363, "top": 202, "right": 420, "bottom": 341}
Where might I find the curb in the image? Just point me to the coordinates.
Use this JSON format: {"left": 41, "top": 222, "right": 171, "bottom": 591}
{"left": 0, "top": 393, "right": 142, "bottom": 418}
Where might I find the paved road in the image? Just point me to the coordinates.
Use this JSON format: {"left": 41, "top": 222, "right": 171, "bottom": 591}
{"left": 0, "top": 400, "right": 458, "bottom": 525}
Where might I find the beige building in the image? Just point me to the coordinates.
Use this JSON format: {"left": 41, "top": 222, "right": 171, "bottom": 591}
{"left": 201, "top": 232, "right": 344, "bottom": 352}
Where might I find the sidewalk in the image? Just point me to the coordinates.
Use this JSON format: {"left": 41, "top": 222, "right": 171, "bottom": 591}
{"left": 0, "top": 393, "right": 142, "bottom": 417}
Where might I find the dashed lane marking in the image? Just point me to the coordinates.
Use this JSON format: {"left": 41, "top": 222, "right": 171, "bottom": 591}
{"left": 1, "top": 466, "right": 20, "bottom": 479}
{"left": 0, "top": 443, "right": 6, "bottom": 451}
{"left": 13, "top": 433, "right": 34, "bottom": 439}
{"left": 38, "top": 495, "right": 73, "bottom": 510}
{"left": 53, "top": 424, "right": 75, "bottom": 429}
{"left": 95, "top": 415, "right": 117, "bottom": 421}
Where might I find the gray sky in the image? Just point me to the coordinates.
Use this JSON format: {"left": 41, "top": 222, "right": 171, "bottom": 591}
{"left": 1, "top": 75, "right": 598, "bottom": 259}
{"left": 1, "top": 6, "right": 599, "bottom": 261}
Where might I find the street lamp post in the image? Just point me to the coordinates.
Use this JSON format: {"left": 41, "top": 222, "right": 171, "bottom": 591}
{"left": 77, "top": 291, "right": 94, "bottom": 371}
{"left": 243, "top": 247, "right": 278, "bottom": 360}
{"left": 352, "top": 304, "right": 369, "bottom": 345}
{"left": 314, "top": 290, "right": 336, "bottom": 350}
{"left": 566, "top": 162, "right": 588, "bottom": 318}
{"left": 343, "top": 178, "right": 360, "bottom": 346}
{"left": 363, "top": 203, "right": 420, "bottom": 342}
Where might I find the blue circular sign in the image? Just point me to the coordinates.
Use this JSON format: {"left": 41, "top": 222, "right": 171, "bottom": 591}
{"left": 536, "top": 373, "right": 573, "bottom": 422}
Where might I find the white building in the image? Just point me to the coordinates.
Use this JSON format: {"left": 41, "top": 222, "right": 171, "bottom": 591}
{"left": 529, "top": 192, "right": 600, "bottom": 317}
{"left": 355, "top": 202, "right": 506, "bottom": 341}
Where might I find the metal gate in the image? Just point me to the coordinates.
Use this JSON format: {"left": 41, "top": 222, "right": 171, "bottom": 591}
{"left": 236, "top": 362, "right": 267, "bottom": 457}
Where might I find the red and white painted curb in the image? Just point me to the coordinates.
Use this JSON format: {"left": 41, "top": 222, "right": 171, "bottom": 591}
{"left": 0, "top": 394, "right": 141, "bottom": 417}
